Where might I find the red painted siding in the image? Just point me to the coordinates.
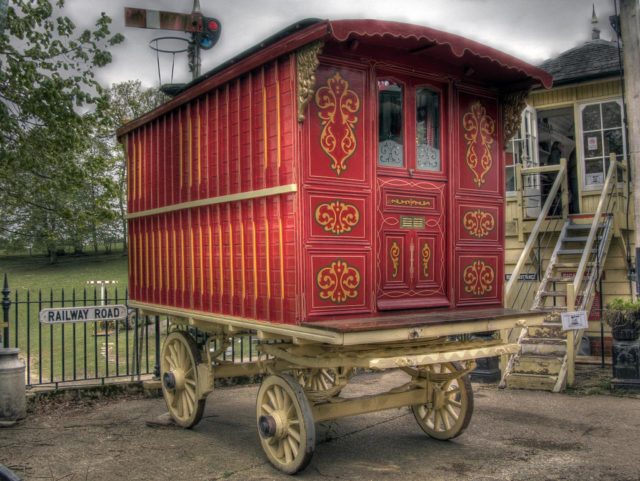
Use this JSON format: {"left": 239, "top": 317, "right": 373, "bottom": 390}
{"left": 127, "top": 55, "right": 298, "bottom": 324}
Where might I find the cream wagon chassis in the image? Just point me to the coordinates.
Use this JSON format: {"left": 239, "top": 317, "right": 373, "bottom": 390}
{"left": 135, "top": 302, "right": 544, "bottom": 474}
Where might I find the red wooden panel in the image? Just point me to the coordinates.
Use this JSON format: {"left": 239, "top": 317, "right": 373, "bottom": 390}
{"left": 306, "top": 251, "right": 371, "bottom": 317}
{"left": 306, "top": 192, "right": 368, "bottom": 243}
{"left": 456, "top": 93, "right": 500, "bottom": 196}
{"left": 455, "top": 201, "right": 502, "bottom": 245}
{"left": 306, "top": 65, "right": 367, "bottom": 185}
{"left": 455, "top": 251, "right": 503, "bottom": 306}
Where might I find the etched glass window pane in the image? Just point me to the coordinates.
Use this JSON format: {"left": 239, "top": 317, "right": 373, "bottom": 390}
{"left": 602, "top": 101, "right": 622, "bottom": 129}
{"left": 378, "top": 80, "right": 403, "bottom": 167}
{"left": 416, "top": 88, "right": 440, "bottom": 171}
{"left": 582, "top": 104, "right": 601, "bottom": 131}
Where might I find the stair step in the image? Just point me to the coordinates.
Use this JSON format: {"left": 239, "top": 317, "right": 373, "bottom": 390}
{"left": 567, "top": 223, "right": 605, "bottom": 230}
{"left": 521, "top": 338, "right": 567, "bottom": 356}
{"left": 554, "top": 262, "right": 590, "bottom": 268}
{"left": 505, "top": 373, "right": 558, "bottom": 391}
{"left": 535, "top": 306, "right": 568, "bottom": 312}
{"left": 512, "top": 355, "right": 564, "bottom": 376}
{"left": 558, "top": 249, "right": 598, "bottom": 255}
{"left": 541, "top": 291, "right": 567, "bottom": 297}
{"left": 563, "top": 236, "right": 589, "bottom": 242}
{"left": 546, "top": 276, "right": 573, "bottom": 282}
{"left": 527, "top": 324, "right": 567, "bottom": 339}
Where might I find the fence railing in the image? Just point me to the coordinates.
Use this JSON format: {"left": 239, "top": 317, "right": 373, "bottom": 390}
{"left": 0, "top": 275, "right": 258, "bottom": 389}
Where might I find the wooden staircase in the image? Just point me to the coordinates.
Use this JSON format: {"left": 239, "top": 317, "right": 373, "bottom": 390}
{"left": 502, "top": 157, "right": 624, "bottom": 392}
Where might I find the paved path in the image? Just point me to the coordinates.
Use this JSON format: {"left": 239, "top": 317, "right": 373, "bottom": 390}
{"left": 1, "top": 370, "right": 639, "bottom": 481}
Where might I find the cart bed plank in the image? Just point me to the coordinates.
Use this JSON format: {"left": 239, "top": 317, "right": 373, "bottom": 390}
{"left": 302, "top": 307, "right": 540, "bottom": 333}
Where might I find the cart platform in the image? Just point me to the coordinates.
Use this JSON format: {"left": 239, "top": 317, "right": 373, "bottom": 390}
{"left": 303, "top": 307, "right": 543, "bottom": 333}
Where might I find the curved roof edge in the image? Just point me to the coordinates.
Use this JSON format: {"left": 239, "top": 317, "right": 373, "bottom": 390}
{"left": 118, "top": 19, "right": 551, "bottom": 138}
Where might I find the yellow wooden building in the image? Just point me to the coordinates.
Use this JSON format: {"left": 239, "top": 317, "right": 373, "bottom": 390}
{"left": 501, "top": 10, "right": 634, "bottom": 391}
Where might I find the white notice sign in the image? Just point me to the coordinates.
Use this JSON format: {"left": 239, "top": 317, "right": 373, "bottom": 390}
{"left": 561, "top": 311, "right": 588, "bottom": 330}
{"left": 39, "top": 305, "right": 128, "bottom": 324}
{"left": 587, "top": 136, "right": 598, "bottom": 151}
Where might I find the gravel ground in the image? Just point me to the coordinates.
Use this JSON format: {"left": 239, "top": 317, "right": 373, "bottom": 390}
{"left": 1, "top": 368, "right": 639, "bottom": 481}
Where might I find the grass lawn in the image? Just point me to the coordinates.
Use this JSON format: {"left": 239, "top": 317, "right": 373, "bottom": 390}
{"left": 0, "top": 252, "right": 129, "bottom": 293}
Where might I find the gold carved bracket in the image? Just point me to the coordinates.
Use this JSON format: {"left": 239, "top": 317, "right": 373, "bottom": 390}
{"left": 501, "top": 90, "right": 529, "bottom": 147}
{"left": 296, "top": 41, "right": 324, "bottom": 123}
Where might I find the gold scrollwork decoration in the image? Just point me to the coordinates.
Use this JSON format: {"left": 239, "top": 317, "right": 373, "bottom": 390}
{"left": 315, "top": 72, "right": 360, "bottom": 175}
{"left": 390, "top": 241, "right": 400, "bottom": 278}
{"left": 463, "top": 260, "right": 495, "bottom": 296}
{"left": 296, "top": 41, "right": 323, "bottom": 123}
{"left": 463, "top": 101, "right": 496, "bottom": 187}
{"left": 422, "top": 242, "right": 431, "bottom": 278}
{"left": 317, "top": 259, "right": 361, "bottom": 304}
{"left": 463, "top": 209, "right": 496, "bottom": 238}
{"left": 501, "top": 90, "right": 528, "bottom": 146}
{"left": 314, "top": 200, "right": 360, "bottom": 235}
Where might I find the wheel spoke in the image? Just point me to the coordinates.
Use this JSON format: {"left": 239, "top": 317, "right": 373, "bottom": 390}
{"left": 448, "top": 398, "right": 462, "bottom": 409}
{"left": 446, "top": 403, "right": 459, "bottom": 421}
{"left": 287, "top": 436, "right": 299, "bottom": 458}
{"left": 441, "top": 409, "right": 452, "bottom": 431}
{"left": 287, "top": 427, "right": 301, "bottom": 443}
{"left": 283, "top": 438, "right": 293, "bottom": 464}
{"left": 275, "top": 386, "right": 285, "bottom": 410}
{"left": 261, "top": 403, "right": 274, "bottom": 415}
{"left": 266, "top": 389, "right": 278, "bottom": 410}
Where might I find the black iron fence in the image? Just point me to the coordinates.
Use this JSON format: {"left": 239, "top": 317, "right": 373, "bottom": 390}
{"left": 0, "top": 274, "right": 257, "bottom": 389}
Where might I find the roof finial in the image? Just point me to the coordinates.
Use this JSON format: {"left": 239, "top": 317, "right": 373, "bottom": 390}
{"left": 591, "top": 3, "right": 601, "bottom": 40}
{"left": 192, "top": 0, "right": 201, "bottom": 13}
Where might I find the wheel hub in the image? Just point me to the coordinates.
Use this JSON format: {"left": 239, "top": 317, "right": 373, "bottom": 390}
{"left": 258, "top": 411, "right": 287, "bottom": 439}
{"left": 163, "top": 369, "right": 186, "bottom": 391}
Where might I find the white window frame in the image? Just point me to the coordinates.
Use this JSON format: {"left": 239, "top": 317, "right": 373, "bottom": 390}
{"left": 579, "top": 98, "right": 626, "bottom": 191}
{"left": 506, "top": 106, "right": 538, "bottom": 196}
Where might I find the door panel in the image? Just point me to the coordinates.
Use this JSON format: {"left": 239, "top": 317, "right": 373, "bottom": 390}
{"left": 376, "top": 177, "right": 448, "bottom": 310}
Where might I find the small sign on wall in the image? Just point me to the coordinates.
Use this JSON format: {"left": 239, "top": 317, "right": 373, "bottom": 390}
{"left": 561, "top": 311, "right": 588, "bottom": 330}
{"left": 587, "top": 136, "right": 598, "bottom": 151}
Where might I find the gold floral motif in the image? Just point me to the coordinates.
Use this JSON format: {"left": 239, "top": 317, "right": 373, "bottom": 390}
{"left": 463, "top": 101, "right": 495, "bottom": 187}
{"left": 422, "top": 242, "right": 431, "bottom": 278}
{"left": 463, "top": 209, "right": 496, "bottom": 238}
{"left": 390, "top": 241, "right": 400, "bottom": 278}
{"left": 317, "top": 259, "right": 361, "bottom": 303}
{"left": 463, "top": 260, "right": 495, "bottom": 296}
{"left": 314, "top": 200, "right": 360, "bottom": 235}
{"left": 296, "top": 41, "right": 323, "bottom": 122}
{"left": 315, "top": 72, "right": 360, "bottom": 175}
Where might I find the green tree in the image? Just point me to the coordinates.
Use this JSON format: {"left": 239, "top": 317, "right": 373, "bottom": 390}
{"left": 95, "top": 80, "right": 168, "bottom": 251}
{"left": 0, "top": 0, "right": 123, "bottom": 261}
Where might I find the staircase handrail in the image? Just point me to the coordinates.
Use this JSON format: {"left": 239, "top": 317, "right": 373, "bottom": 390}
{"left": 573, "top": 158, "right": 620, "bottom": 296}
{"left": 505, "top": 158, "right": 567, "bottom": 305}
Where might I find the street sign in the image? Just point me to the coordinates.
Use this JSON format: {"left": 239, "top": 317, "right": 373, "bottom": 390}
{"left": 39, "top": 305, "right": 128, "bottom": 324}
{"left": 560, "top": 311, "right": 588, "bottom": 331}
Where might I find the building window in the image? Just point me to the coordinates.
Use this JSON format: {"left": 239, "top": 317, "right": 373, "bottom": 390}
{"left": 506, "top": 106, "right": 537, "bottom": 192}
{"left": 378, "top": 80, "right": 404, "bottom": 167}
{"left": 580, "top": 99, "right": 625, "bottom": 187}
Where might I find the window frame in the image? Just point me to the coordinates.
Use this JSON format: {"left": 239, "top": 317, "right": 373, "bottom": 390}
{"left": 578, "top": 98, "right": 626, "bottom": 191}
{"left": 375, "top": 72, "right": 446, "bottom": 180}
{"left": 506, "top": 105, "right": 538, "bottom": 196}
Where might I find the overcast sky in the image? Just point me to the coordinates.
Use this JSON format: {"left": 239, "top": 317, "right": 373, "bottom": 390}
{"left": 63, "top": 0, "right": 618, "bottom": 88}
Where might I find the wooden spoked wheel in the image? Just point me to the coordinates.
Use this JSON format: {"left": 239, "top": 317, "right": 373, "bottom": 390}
{"left": 412, "top": 362, "right": 474, "bottom": 440}
{"left": 296, "top": 368, "right": 339, "bottom": 392}
{"left": 256, "top": 374, "right": 316, "bottom": 474}
{"left": 161, "top": 331, "right": 205, "bottom": 428}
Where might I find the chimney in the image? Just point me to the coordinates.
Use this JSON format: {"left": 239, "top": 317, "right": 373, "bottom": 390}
{"left": 591, "top": 4, "right": 601, "bottom": 40}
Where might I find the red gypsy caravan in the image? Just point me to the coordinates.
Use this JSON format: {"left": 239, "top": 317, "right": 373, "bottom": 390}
{"left": 117, "top": 19, "right": 552, "bottom": 474}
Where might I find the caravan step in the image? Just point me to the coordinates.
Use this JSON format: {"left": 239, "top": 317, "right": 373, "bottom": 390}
{"left": 505, "top": 372, "right": 558, "bottom": 391}
{"left": 512, "top": 355, "right": 564, "bottom": 376}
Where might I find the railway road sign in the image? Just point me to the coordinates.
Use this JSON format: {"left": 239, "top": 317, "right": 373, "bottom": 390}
{"left": 39, "top": 305, "right": 128, "bottom": 324}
